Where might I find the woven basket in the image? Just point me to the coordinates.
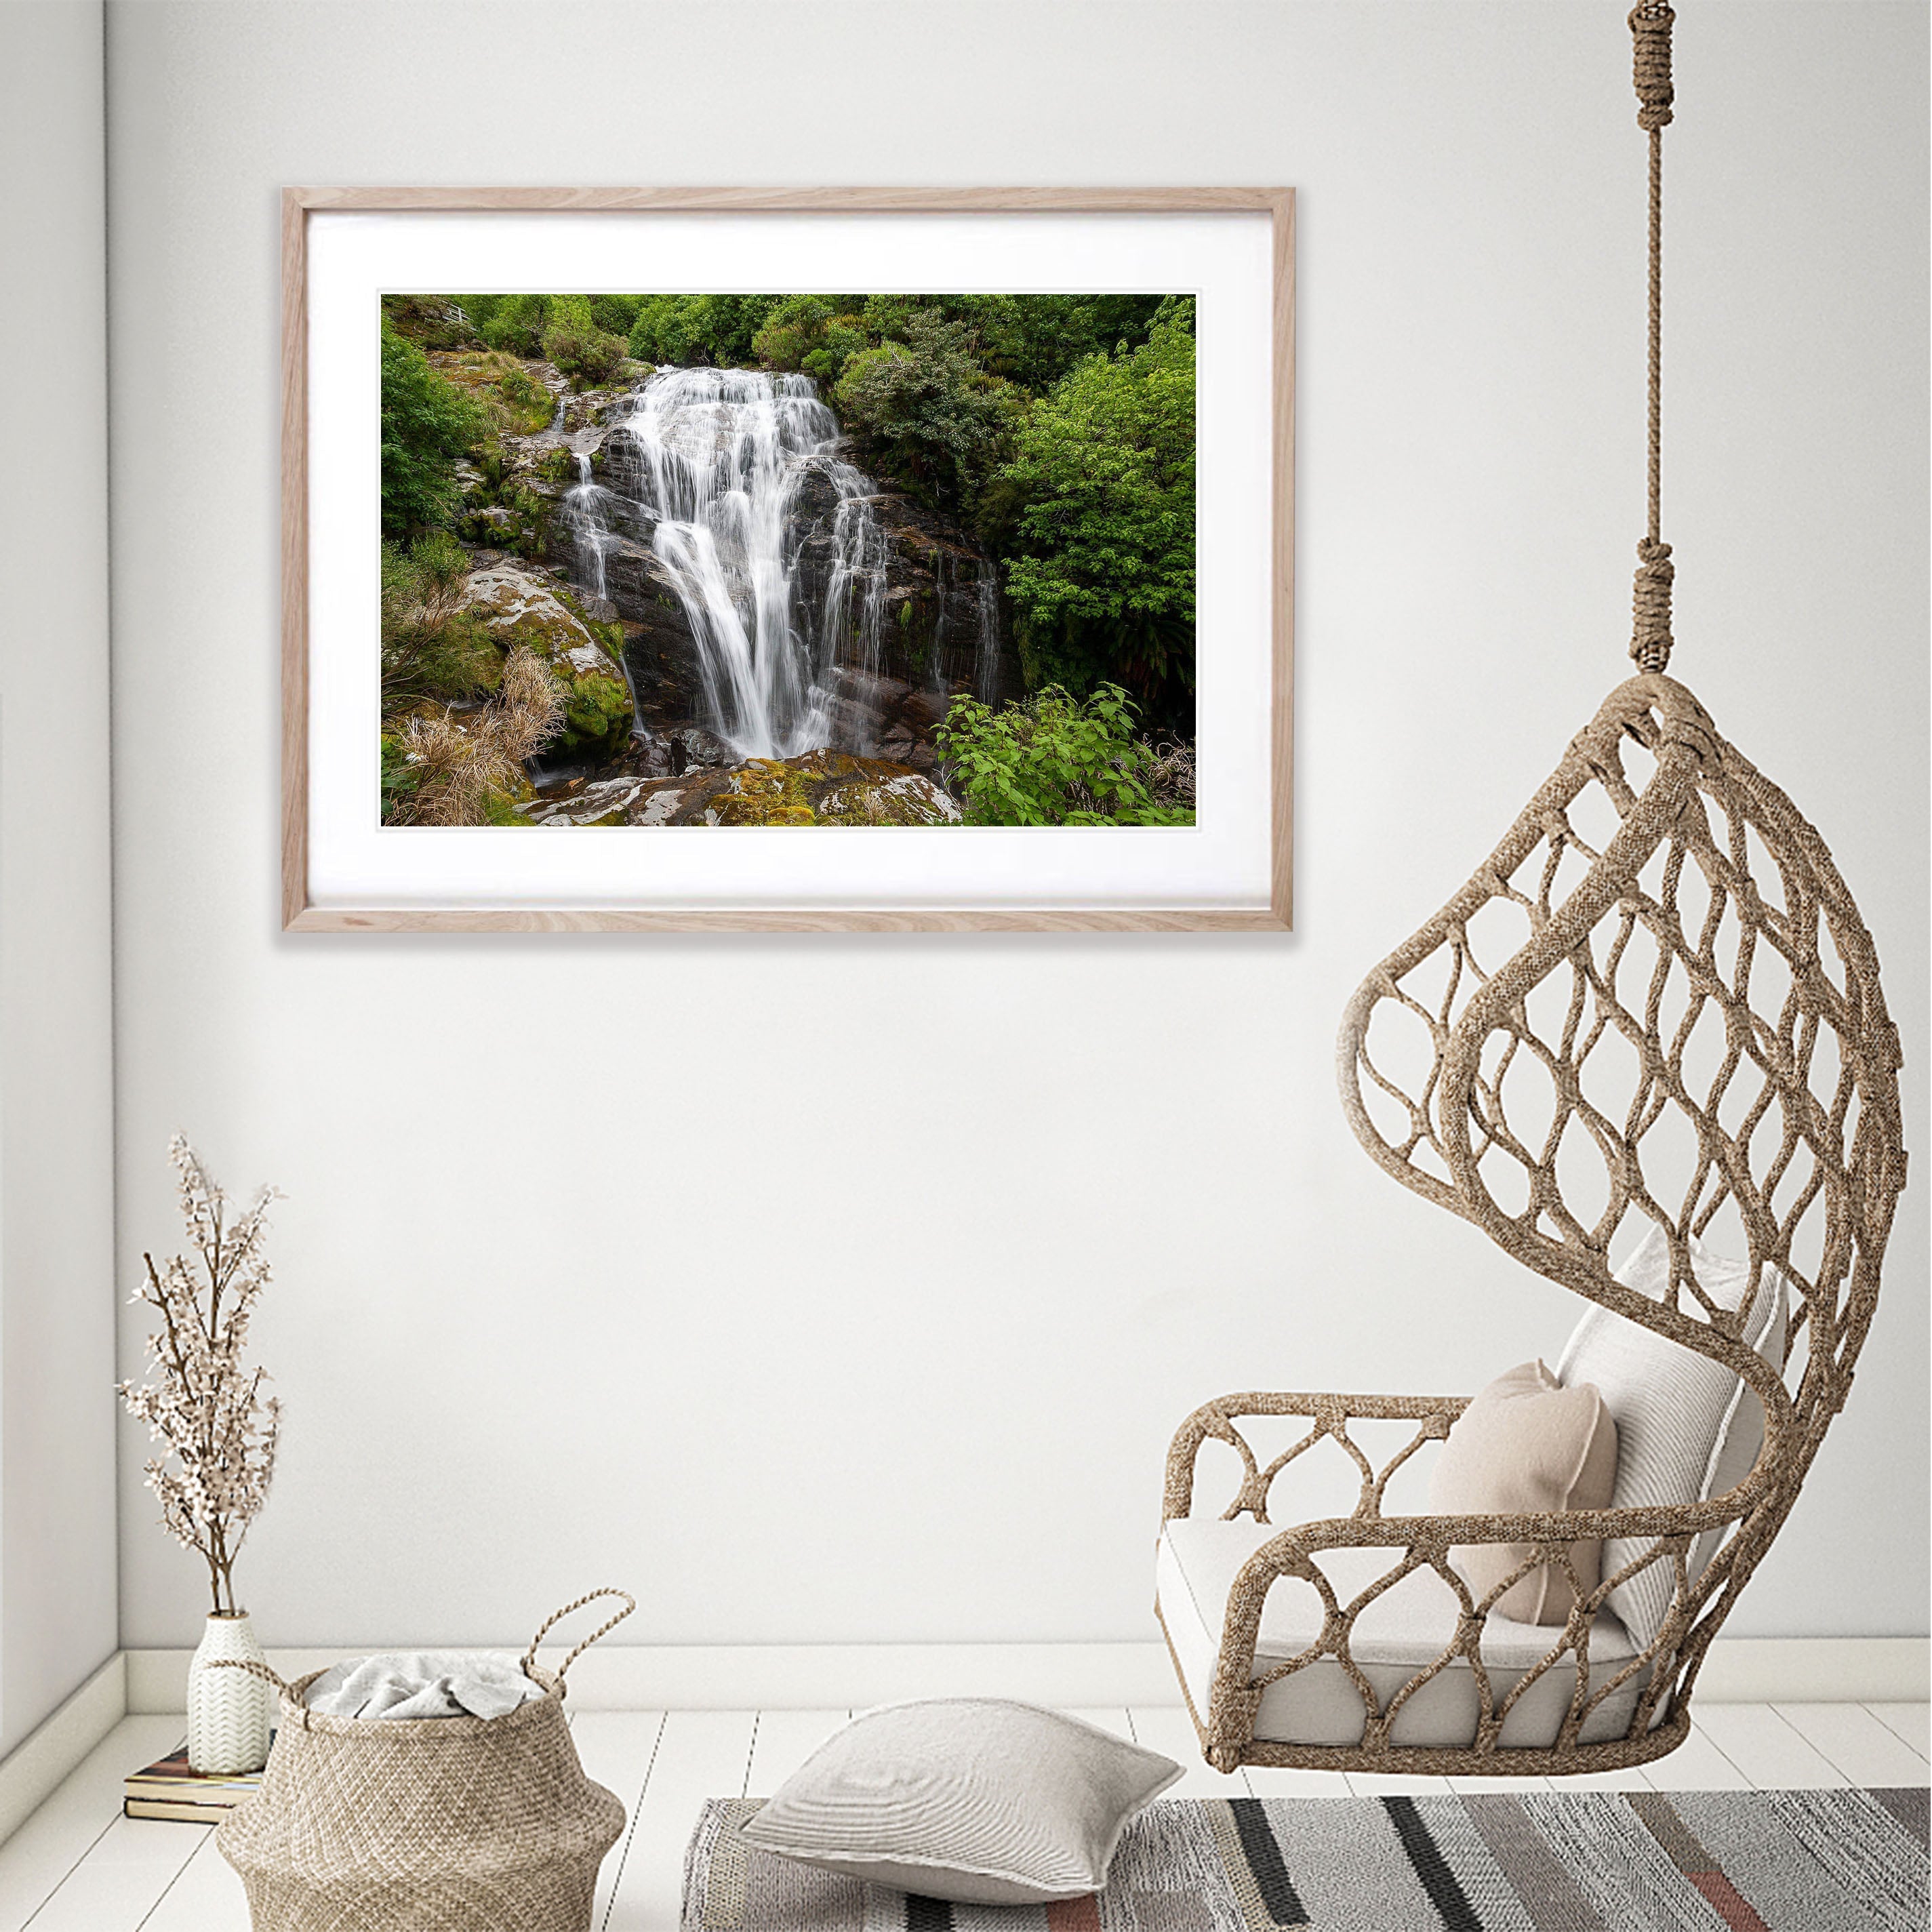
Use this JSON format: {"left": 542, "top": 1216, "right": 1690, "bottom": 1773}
{"left": 214, "top": 1590, "right": 632, "bottom": 1932}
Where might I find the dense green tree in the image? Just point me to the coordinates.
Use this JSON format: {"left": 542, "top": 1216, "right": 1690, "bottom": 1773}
{"left": 832, "top": 313, "right": 1024, "bottom": 520}
{"left": 588, "top": 294, "right": 643, "bottom": 336}
{"left": 628, "top": 294, "right": 786, "bottom": 366}
{"left": 861, "top": 294, "right": 1167, "bottom": 390}
{"left": 751, "top": 295, "right": 868, "bottom": 384}
{"left": 996, "top": 301, "right": 1196, "bottom": 726}
{"left": 542, "top": 294, "right": 627, "bottom": 386}
{"left": 380, "top": 323, "right": 485, "bottom": 538}
{"left": 452, "top": 294, "right": 504, "bottom": 334}
{"left": 481, "top": 292, "right": 550, "bottom": 357}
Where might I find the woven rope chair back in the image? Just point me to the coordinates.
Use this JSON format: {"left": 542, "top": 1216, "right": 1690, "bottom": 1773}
{"left": 1338, "top": 672, "right": 1906, "bottom": 1699}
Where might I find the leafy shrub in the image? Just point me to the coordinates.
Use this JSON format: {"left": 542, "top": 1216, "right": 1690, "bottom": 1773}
{"left": 481, "top": 293, "right": 550, "bottom": 357}
{"left": 542, "top": 294, "right": 627, "bottom": 386}
{"left": 860, "top": 294, "right": 1167, "bottom": 390}
{"left": 484, "top": 357, "right": 555, "bottom": 435}
{"left": 628, "top": 294, "right": 785, "bottom": 366}
{"left": 452, "top": 294, "right": 505, "bottom": 334}
{"left": 380, "top": 324, "right": 485, "bottom": 538}
{"left": 380, "top": 538, "right": 500, "bottom": 712}
{"left": 588, "top": 294, "right": 644, "bottom": 336}
{"left": 933, "top": 684, "right": 1192, "bottom": 826}
{"left": 996, "top": 302, "right": 1196, "bottom": 727}
{"left": 751, "top": 294, "right": 868, "bottom": 384}
{"left": 832, "top": 313, "right": 1023, "bottom": 521}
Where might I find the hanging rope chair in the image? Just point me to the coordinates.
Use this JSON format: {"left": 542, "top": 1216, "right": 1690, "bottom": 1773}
{"left": 1156, "top": 3, "right": 1906, "bottom": 1777}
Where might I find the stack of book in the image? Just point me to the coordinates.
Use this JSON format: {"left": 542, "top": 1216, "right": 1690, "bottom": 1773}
{"left": 123, "top": 1744, "right": 268, "bottom": 1824}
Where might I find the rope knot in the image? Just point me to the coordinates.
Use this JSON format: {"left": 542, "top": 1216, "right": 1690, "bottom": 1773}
{"left": 1630, "top": 1, "right": 1675, "bottom": 131}
{"left": 1630, "top": 538, "right": 1674, "bottom": 672}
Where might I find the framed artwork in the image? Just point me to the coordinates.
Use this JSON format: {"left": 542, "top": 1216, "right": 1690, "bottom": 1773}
{"left": 282, "top": 188, "right": 1293, "bottom": 931}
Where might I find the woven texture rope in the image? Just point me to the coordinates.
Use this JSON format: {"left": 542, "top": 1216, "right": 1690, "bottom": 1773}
{"left": 1630, "top": 0, "right": 1676, "bottom": 671}
{"left": 216, "top": 1592, "right": 632, "bottom": 1930}
{"left": 1163, "top": 677, "right": 1904, "bottom": 1776}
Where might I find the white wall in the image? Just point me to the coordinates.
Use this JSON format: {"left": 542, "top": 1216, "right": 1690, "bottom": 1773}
{"left": 107, "top": 1, "right": 1927, "bottom": 1654}
{"left": 0, "top": 2, "right": 119, "bottom": 1750}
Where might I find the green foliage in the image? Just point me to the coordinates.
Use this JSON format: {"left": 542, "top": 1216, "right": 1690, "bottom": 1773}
{"left": 862, "top": 294, "right": 1168, "bottom": 390}
{"left": 380, "top": 731, "right": 422, "bottom": 820}
{"left": 481, "top": 293, "right": 550, "bottom": 357}
{"left": 997, "top": 302, "right": 1196, "bottom": 725}
{"left": 627, "top": 294, "right": 786, "bottom": 366}
{"left": 832, "top": 314, "right": 1024, "bottom": 521}
{"left": 380, "top": 324, "right": 485, "bottom": 539}
{"left": 380, "top": 536, "right": 498, "bottom": 708}
{"left": 485, "top": 358, "right": 555, "bottom": 435}
{"left": 542, "top": 294, "right": 627, "bottom": 387}
{"left": 452, "top": 294, "right": 505, "bottom": 333}
{"left": 378, "top": 294, "right": 479, "bottom": 350}
{"left": 934, "top": 685, "right": 1192, "bottom": 827}
{"left": 463, "top": 291, "right": 638, "bottom": 352}
{"left": 588, "top": 294, "right": 644, "bottom": 336}
{"left": 751, "top": 294, "right": 868, "bottom": 384}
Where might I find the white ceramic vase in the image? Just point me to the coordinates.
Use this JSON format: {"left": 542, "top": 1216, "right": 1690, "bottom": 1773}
{"left": 186, "top": 1611, "right": 273, "bottom": 1775}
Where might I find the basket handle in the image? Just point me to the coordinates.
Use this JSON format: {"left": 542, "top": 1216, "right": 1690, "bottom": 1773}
{"left": 205, "top": 1657, "right": 297, "bottom": 1698}
{"left": 521, "top": 1588, "right": 635, "bottom": 1692}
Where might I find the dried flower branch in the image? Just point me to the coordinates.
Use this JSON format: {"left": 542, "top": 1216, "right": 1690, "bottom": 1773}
{"left": 119, "top": 1135, "right": 283, "bottom": 1617}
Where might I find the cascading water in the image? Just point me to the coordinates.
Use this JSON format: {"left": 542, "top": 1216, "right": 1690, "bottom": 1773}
{"left": 973, "top": 560, "right": 1001, "bottom": 704}
{"left": 601, "top": 367, "right": 891, "bottom": 760}
{"left": 560, "top": 454, "right": 623, "bottom": 603}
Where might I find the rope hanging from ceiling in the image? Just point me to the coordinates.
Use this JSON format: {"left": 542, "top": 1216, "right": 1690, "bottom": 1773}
{"left": 1160, "top": 3, "right": 1908, "bottom": 1781}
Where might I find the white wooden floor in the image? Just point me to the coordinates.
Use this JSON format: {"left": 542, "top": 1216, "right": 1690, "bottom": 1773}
{"left": 0, "top": 1702, "right": 1923, "bottom": 1931}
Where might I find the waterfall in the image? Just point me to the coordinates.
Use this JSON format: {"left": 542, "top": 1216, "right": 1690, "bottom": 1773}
{"left": 602, "top": 367, "right": 890, "bottom": 761}
{"left": 559, "top": 454, "right": 622, "bottom": 602}
{"left": 973, "top": 560, "right": 1001, "bottom": 705}
{"left": 929, "top": 549, "right": 950, "bottom": 689}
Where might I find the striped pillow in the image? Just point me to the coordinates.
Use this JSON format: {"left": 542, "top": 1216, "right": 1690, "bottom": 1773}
{"left": 738, "top": 1700, "right": 1182, "bottom": 1905}
{"left": 1557, "top": 1225, "right": 1789, "bottom": 1649}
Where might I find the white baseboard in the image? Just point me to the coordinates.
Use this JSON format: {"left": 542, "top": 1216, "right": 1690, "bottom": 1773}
{"left": 0, "top": 1655, "right": 126, "bottom": 1844}
{"left": 1690, "top": 1637, "right": 1928, "bottom": 1704}
{"left": 0, "top": 1634, "right": 1916, "bottom": 1846}
{"left": 123, "top": 1634, "right": 1928, "bottom": 1716}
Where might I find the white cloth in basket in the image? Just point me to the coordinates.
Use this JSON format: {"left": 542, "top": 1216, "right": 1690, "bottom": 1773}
{"left": 303, "top": 1652, "right": 546, "bottom": 1721}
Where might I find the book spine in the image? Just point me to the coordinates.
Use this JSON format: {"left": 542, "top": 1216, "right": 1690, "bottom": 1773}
{"left": 124, "top": 1798, "right": 244, "bottom": 1824}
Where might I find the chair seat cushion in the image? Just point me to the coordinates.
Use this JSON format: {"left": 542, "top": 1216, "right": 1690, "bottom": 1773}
{"left": 1156, "top": 1517, "right": 1647, "bottom": 1751}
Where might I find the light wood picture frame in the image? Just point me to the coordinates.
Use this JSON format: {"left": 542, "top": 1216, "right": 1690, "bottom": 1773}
{"left": 282, "top": 187, "right": 1293, "bottom": 932}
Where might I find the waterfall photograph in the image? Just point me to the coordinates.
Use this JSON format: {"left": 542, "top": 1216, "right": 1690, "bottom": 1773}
{"left": 378, "top": 291, "right": 1198, "bottom": 829}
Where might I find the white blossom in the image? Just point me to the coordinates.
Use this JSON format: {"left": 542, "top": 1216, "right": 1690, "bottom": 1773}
{"left": 118, "top": 1135, "right": 283, "bottom": 1616}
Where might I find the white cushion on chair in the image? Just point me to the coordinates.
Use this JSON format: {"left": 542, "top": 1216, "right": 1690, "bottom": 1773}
{"left": 1556, "top": 1224, "right": 1790, "bottom": 1649}
{"left": 1155, "top": 1516, "right": 1646, "bottom": 1751}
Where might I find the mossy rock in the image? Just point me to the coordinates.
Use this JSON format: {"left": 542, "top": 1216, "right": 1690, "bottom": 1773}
{"left": 460, "top": 561, "right": 635, "bottom": 760}
{"left": 519, "top": 750, "right": 964, "bottom": 828}
{"left": 700, "top": 751, "right": 961, "bottom": 826}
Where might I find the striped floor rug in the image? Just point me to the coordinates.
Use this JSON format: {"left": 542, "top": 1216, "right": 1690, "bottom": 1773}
{"left": 682, "top": 1788, "right": 1928, "bottom": 1931}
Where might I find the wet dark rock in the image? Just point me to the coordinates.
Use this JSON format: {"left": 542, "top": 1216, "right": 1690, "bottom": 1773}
{"left": 670, "top": 727, "right": 733, "bottom": 770}
{"left": 630, "top": 729, "right": 679, "bottom": 779}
